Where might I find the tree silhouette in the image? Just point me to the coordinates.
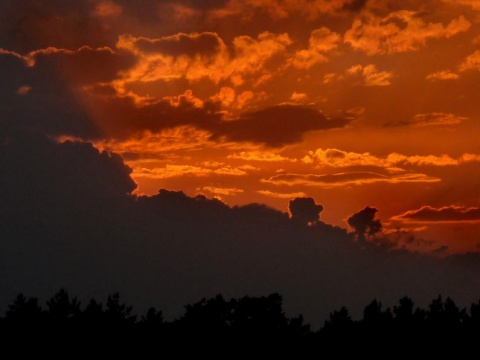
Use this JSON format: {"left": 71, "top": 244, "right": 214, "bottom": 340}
{"left": 393, "top": 296, "right": 414, "bottom": 321}
{"left": 321, "top": 306, "right": 354, "bottom": 337}
{"left": 4, "top": 289, "right": 480, "bottom": 352}
{"left": 105, "top": 292, "right": 136, "bottom": 324}
{"left": 5, "top": 293, "right": 44, "bottom": 325}
{"left": 46, "top": 288, "right": 81, "bottom": 327}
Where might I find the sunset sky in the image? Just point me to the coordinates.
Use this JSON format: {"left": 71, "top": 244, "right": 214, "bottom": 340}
{"left": 1, "top": 0, "right": 480, "bottom": 254}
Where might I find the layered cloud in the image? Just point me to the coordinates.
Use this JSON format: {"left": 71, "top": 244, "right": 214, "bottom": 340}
{"left": 301, "top": 148, "right": 480, "bottom": 168}
{"left": 346, "top": 64, "right": 393, "bottom": 86}
{"left": 426, "top": 50, "right": 480, "bottom": 81}
{"left": 211, "top": 105, "right": 350, "bottom": 146}
{"left": 442, "top": 0, "right": 480, "bottom": 11}
{"left": 459, "top": 50, "right": 480, "bottom": 72}
{"left": 289, "top": 27, "right": 341, "bottom": 69}
{"left": 201, "top": 186, "right": 245, "bottom": 197}
{"left": 132, "top": 163, "right": 248, "bottom": 179}
{"left": 344, "top": 11, "right": 471, "bottom": 55}
{"left": 261, "top": 171, "right": 440, "bottom": 187}
{"left": 426, "top": 70, "right": 460, "bottom": 81}
{"left": 87, "top": 90, "right": 349, "bottom": 145}
{"left": 207, "top": 0, "right": 367, "bottom": 21}
{"left": 392, "top": 206, "right": 480, "bottom": 223}
{"left": 386, "top": 113, "right": 468, "bottom": 127}
{"left": 228, "top": 151, "right": 296, "bottom": 162}
{"left": 116, "top": 31, "right": 291, "bottom": 86}
{"left": 257, "top": 190, "right": 308, "bottom": 199}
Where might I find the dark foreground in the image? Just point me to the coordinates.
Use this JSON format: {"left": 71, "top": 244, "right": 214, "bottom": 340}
{"left": 1, "top": 289, "right": 479, "bottom": 355}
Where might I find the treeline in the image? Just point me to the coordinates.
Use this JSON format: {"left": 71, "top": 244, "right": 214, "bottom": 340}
{"left": 2, "top": 289, "right": 480, "bottom": 352}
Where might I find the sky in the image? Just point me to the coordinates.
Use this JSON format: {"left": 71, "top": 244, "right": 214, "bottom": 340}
{"left": 1, "top": 0, "right": 480, "bottom": 323}
{"left": 1, "top": 0, "right": 480, "bottom": 254}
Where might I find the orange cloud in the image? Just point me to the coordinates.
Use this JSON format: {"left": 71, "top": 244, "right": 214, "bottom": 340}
{"left": 302, "top": 148, "right": 384, "bottom": 167}
{"left": 228, "top": 151, "right": 296, "bottom": 162}
{"left": 0, "top": 49, "right": 28, "bottom": 64}
{"left": 17, "top": 85, "right": 32, "bottom": 95}
{"left": 346, "top": 64, "right": 393, "bottom": 86}
{"left": 426, "top": 70, "right": 459, "bottom": 81}
{"left": 210, "top": 87, "right": 256, "bottom": 111}
{"left": 257, "top": 190, "right": 308, "bottom": 199}
{"left": 93, "top": 126, "right": 215, "bottom": 157}
{"left": 232, "top": 32, "right": 292, "bottom": 84}
{"left": 460, "top": 153, "right": 480, "bottom": 162}
{"left": 442, "top": 0, "right": 480, "bottom": 11}
{"left": 202, "top": 186, "right": 244, "bottom": 196}
{"left": 392, "top": 206, "right": 480, "bottom": 223}
{"left": 345, "top": 11, "right": 471, "bottom": 55}
{"left": 290, "top": 92, "right": 308, "bottom": 102}
{"left": 302, "top": 148, "right": 479, "bottom": 168}
{"left": 132, "top": 163, "right": 248, "bottom": 179}
{"left": 261, "top": 171, "right": 440, "bottom": 187}
{"left": 92, "top": 0, "right": 122, "bottom": 17}
{"left": 117, "top": 32, "right": 229, "bottom": 84}
{"left": 459, "top": 50, "right": 480, "bottom": 72}
{"left": 386, "top": 112, "right": 467, "bottom": 127}
{"left": 391, "top": 154, "right": 459, "bottom": 167}
{"left": 116, "top": 31, "right": 291, "bottom": 87}
{"left": 162, "top": 90, "right": 204, "bottom": 108}
{"left": 290, "top": 27, "right": 340, "bottom": 69}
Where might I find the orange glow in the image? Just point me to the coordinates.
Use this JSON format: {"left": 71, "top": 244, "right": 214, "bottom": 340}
{"left": 4, "top": 0, "right": 480, "bottom": 254}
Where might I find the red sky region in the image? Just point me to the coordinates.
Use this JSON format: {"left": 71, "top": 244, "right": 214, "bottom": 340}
{"left": 2, "top": 0, "right": 480, "bottom": 254}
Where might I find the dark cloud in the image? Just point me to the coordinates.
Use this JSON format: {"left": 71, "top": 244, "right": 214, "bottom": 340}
{"left": 384, "top": 113, "right": 465, "bottom": 128}
{"left": 0, "top": 51, "right": 99, "bottom": 138}
{"left": 30, "top": 46, "right": 137, "bottom": 85}
{"left": 342, "top": 0, "right": 368, "bottom": 12}
{"left": 0, "top": 133, "right": 478, "bottom": 328}
{"left": 0, "top": 0, "right": 114, "bottom": 52}
{"left": 87, "top": 96, "right": 348, "bottom": 146}
{"left": 3, "top": 53, "right": 347, "bottom": 145}
{"left": 89, "top": 94, "right": 222, "bottom": 138}
{"left": 130, "top": 32, "right": 225, "bottom": 57}
{"left": 289, "top": 197, "right": 324, "bottom": 225}
{"left": 215, "top": 105, "right": 350, "bottom": 147}
{"left": 392, "top": 206, "right": 480, "bottom": 223}
{"left": 347, "top": 206, "right": 382, "bottom": 241}
{"left": 0, "top": 133, "right": 136, "bottom": 209}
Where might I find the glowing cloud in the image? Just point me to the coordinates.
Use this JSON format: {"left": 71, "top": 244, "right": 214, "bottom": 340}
{"left": 116, "top": 31, "right": 291, "bottom": 86}
{"left": 345, "top": 11, "right": 471, "bottom": 55}
{"left": 257, "top": 190, "right": 308, "bottom": 199}
{"left": 290, "top": 27, "right": 340, "bottom": 69}
{"left": 346, "top": 64, "right": 393, "bottom": 86}
{"left": 459, "top": 50, "right": 480, "bottom": 72}
{"left": 202, "top": 186, "right": 244, "bottom": 196}
{"left": 290, "top": 92, "right": 308, "bottom": 102}
{"left": 302, "top": 148, "right": 478, "bottom": 168}
{"left": 210, "top": 87, "right": 255, "bottom": 110}
{"left": 93, "top": 0, "right": 122, "bottom": 17}
{"left": 261, "top": 171, "right": 440, "bottom": 187}
{"left": 392, "top": 206, "right": 480, "bottom": 223}
{"left": 442, "top": 0, "right": 480, "bottom": 11}
{"left": 426, "top": 70, "right": 459, "bottom": 81}
{"left": 132, "top": 164, "right": 247, "bottom": 179}
{"left": 228, "top": 151, "right": 296, "bottom": 162}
